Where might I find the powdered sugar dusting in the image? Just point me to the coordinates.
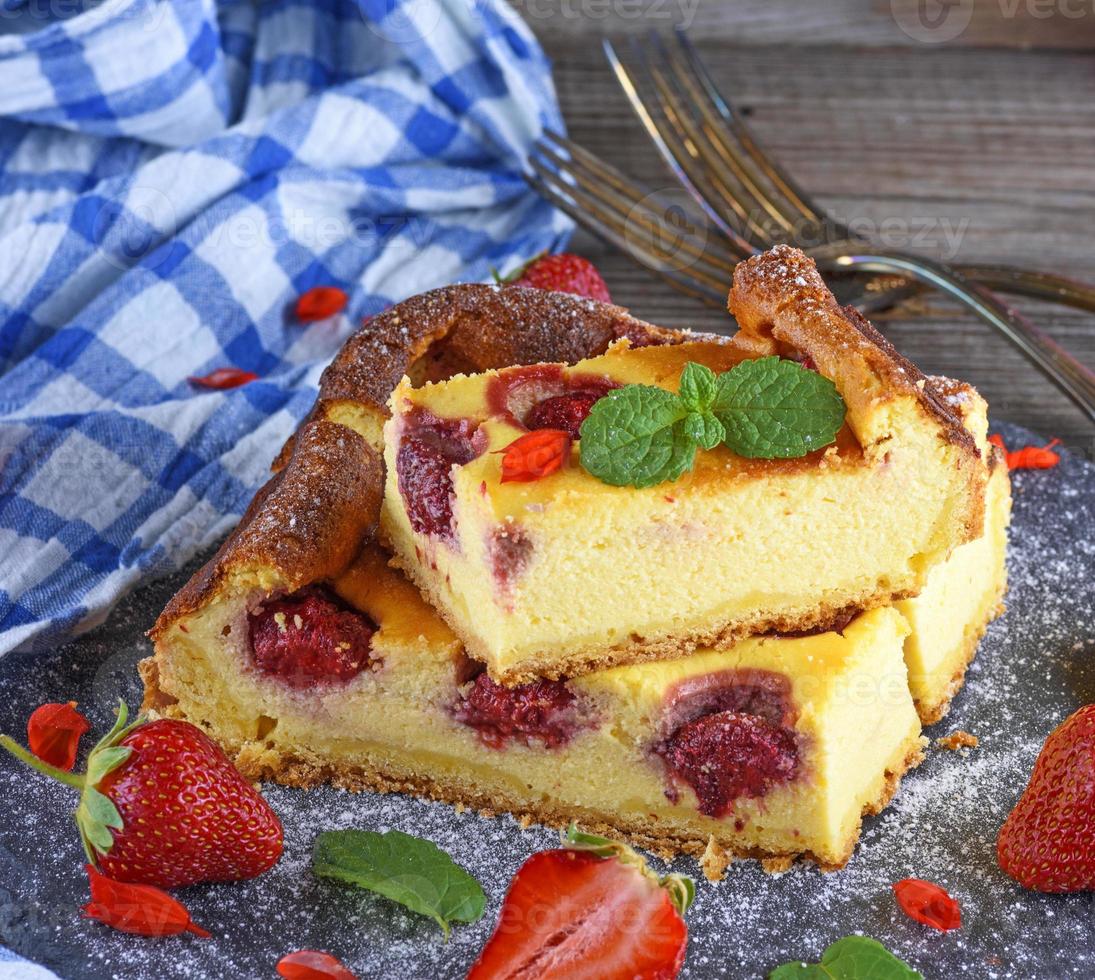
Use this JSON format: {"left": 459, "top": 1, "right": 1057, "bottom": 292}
{"left": 0, "top": 421, "right": 1091, "bottom": 979}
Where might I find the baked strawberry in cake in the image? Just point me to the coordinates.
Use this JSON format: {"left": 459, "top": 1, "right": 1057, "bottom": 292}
{"left": 146, "top": 539, "right": 924, "bottom": 870}
{"left": 381, "top": 248, "right": 986, "bottom": 684}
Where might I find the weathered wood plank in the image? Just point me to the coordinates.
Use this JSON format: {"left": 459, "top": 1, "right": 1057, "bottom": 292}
{"left": 516, "top": 0, "right": 1095, "bottom": 49}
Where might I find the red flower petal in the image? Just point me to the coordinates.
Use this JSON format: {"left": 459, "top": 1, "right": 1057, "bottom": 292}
{"left": 499, "top": 429, "right": 571, "bottom": 483}
{"left": 892, "top": 877, "right": 961, "bottom": 932}
{"left": 188, "top": 368, "right": 259, "bottom": 390}
{"left": 277, "top": 950, "right": 358, "bottom": 980}
{"left": 988, "top": 433, "right": 1061, "bottom": 471}
{"left": 295, "top": 286, "right": 348, "bottom": 322}
{"left": 83, "top": 865, "right": 210, "bottom": 938}
{"left": 27, "top": 702, "right": 89, "bottom": 772}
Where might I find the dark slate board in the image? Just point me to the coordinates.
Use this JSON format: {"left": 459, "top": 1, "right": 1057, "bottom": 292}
{"left": 1, "top": 421, "right": 1092, "bottom": 980}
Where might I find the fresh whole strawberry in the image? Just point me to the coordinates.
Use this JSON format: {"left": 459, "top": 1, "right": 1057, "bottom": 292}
{"left": 1, "top": 701, "right": 283, "bottom": 888}
{"left": 467, "top": 826, "right": 691, "bottom": 979}
{"left": 997, "top": 704, "right": 1095, "bottom": 893}
{"left": 500, "top": 252, "right": 612, "bottom": 303}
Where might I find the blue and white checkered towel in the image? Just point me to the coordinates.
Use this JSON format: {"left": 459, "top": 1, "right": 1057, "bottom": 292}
{"left": 0, "top": 0, "right": 570, "bottom": 665}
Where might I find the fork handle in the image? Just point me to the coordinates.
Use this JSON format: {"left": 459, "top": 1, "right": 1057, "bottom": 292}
{"left": 957, "top": 264, "right": 1095, "bottom": 315}
{"left": 818, "top": 248, "right": 1095, "bottom": 423}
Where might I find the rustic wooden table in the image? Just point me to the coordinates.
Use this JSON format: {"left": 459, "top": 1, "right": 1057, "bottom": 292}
{"left": 518, "top": 0, "right": 1095, "bottom": 455}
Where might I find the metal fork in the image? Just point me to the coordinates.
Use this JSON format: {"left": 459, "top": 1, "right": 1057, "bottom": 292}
{"left": 528, "top": 133, "right": 911, "bottom": 311}
{"left": 542, "top": 30, "right": 1095, "bottom": 421}
{"left": 529, "top": 132, "right": 1095, "bottom": 312}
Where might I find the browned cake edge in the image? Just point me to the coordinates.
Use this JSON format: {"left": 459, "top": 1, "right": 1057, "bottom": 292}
{"left": 139, "top": 658, "right": 926, "bottom": 874}
{"left": 730, "top": 247, "right": 980, "bottom": 460}
{"left": 150, "top": 418, "right": 383, "bottom": 640}
{"left": 731, "top": 246, "right": 985, "bottom": 542}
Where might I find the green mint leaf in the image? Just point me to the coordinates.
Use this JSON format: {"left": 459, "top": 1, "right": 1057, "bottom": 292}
{"left": 312, "top": 829, "right": 485, "bottom": 938}
{"left": 684, "top": 411, "right": 724, "bottom": 451}
{"left": 712, "top": 356, "right": 845, "bottom": 459}
{"left": 579, "top": 385, "right": 696, "bottom": 488}
{"left": 769, "top": 936, "right": 922, "bottom": 979}
{"left": 678, "top": 361, "right": 718, "bottom": 412}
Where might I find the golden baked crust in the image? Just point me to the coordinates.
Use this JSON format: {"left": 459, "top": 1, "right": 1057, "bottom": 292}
{"left": 277, "top": 283, "right": 687, "bottom": 465}
{"left": 140, "top": 657, "right": 925, "bottom": 873}
{"left": 732, "top": 247, "right": 978, "bottom": 453}
{"left": 151, "top": 418, "right": 382, "bottom": 640}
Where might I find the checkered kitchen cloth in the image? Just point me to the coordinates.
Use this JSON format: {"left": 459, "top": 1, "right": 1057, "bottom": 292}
{"left": 0, "top": 0, "right": 571, "bottom": 669}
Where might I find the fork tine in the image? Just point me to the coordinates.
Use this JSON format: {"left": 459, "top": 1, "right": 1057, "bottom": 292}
{"left": 530, "top": 172, "right": 728, "bottom": 309}
{"left": 540, "top": 133, "right": 745, "bottom": 268}
{"left": 543, "top": 134, "right": 748, "bottom": 266}
{"left": 527, "top": 137, "right": 916, "bottom": 315}
{"left": 603, "top": 38, "right": 757, "bottom": 256}
{"left": 644, "top": 61, "right": 778, "bottom": 243}
{"left": 529, "top": 146, "right": 734, "bottom": 295}
{"left": 667, "top": 29, "right": 849, "bottom": 238}
{"left": 649, "top": 33, "right": 800, "bottom": 236}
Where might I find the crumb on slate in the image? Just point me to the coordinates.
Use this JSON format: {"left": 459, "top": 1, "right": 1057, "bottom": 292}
{"left": 937, "top": 730, "right": 979, "bottom": 752}
{"left": 761, "top": 855, "right": 795, "bottom": 875}
{"left": 701, "top": 836, "right": 731, "bottom": 882}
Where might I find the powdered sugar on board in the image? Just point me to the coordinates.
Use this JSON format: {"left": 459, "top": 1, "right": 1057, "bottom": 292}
{"left": 0, "top": 420, "right": 1091, "bottom": 979}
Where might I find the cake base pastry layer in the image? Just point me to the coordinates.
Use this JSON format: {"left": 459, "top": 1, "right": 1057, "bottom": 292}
{"left": 145, "top": 244, "right": 1008, "bottom": 871}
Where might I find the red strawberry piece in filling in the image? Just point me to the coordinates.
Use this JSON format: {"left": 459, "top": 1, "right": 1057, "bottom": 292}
{"left": 525, "top": 391, "right": 603, "bottom": 439}
{"left": 488, "top": 524, "right": 533, "bottom": 596}
{"left": 656, "top": 711, "right": 800, "bottom": 817}
{"left": 454, "top": 672, "right": 583, "bottom": 749}
{"left": 659, "top": 668, "right": 795, "bottom": 734}
{"left": 249, "top": 587, "right": 377, "bottom": 688}
{"left": 396, "top": 409, "right": 485, "bottom": 539}
{"left": 485, "top": 365, "right": 617, "bottom": 437}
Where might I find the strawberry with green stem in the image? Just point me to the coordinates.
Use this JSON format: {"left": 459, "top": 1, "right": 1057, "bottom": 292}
{"left": 1, "top": 700, "right": 283, "bottom": 888}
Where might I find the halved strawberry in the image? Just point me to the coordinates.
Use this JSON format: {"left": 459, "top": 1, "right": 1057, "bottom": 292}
{"left": 467, "top": 826, "right": 691, "bottom": 979}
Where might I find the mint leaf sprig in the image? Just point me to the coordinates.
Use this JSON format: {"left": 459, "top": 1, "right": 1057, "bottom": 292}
{"left": 312, "top": 829, "right": 485, "bottom": 938}
{"left": 769, "top": 935, "right": 923, "bottom": 979}
{"left": 578, "top": 357, "right": 845, "bottom": 488}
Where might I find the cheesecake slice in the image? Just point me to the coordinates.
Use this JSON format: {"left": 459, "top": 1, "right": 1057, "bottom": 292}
{"left": 146, "top": 541, "right": 924, "bottom": 871}
{"left": 381, "top": 249, "right": 986, "bottom": 684}
{"left": 896, "top": 379, "right": 1011, "bottom": 723}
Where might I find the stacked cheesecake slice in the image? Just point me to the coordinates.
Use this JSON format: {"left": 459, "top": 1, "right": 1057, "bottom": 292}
{"left": 144, "top": 246, "right": 1009, "bottom": 871}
